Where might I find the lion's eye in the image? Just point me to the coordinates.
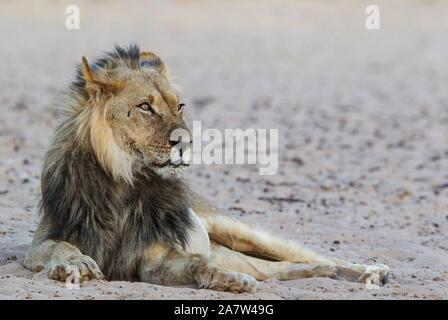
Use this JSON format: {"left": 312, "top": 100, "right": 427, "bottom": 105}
{"left": 178, "top": 103, "right": 185, "bottom": 113}
{"left": 138, "top": 102, "right": 154, "bottom": 113}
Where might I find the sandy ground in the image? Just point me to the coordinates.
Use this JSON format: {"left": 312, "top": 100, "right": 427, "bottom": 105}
{"left": 0, "top": 0, "right": 447, "bottom": 300}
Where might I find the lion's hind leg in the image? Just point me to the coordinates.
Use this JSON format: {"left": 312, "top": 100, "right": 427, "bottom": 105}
{"left": 201, "top": 212, "right": 336, "bottom": 265}
{"left": 195, "top": 200, "right": 390, "bottom": 285}
{"left": 210, "top": 242, "right": 390, "bottom": 285}
{"left": 209, "top": 241, "right": 338, "bottom": 281}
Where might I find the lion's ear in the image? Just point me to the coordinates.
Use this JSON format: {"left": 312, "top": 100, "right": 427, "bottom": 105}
{"left": 81, "top": 57, "right": 118, "bottom": 99}
{"left": 139, "top": 51, "right": 169, "bottom": 79}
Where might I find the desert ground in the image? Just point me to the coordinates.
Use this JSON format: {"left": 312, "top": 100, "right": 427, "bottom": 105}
{"left": 0, "top": 0, "right": 447, "bottom": 299}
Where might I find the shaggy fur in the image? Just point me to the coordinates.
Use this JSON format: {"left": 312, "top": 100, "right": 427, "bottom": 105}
{"left": 39, "top": 45, "right": 193, "bottom": 280}
{"left": 24, "top": 45, "right": 390, "bottom": 292}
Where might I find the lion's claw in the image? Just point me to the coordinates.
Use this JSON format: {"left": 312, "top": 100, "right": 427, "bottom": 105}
{"left": 48, "top": 254, "right": 103, "bottom": 284}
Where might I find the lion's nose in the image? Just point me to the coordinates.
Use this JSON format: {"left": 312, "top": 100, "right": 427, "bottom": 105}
{"left": 169, "top": 136, "right": 193, "bottom": 147}
{"left": 169, "top": 136, "right": 192, "bottom": 147}
{"left": 169, "top": 139, "right": 178, "bottom": 147}
{"left": 169, "top": 136, "right": 192, "bottom": 164}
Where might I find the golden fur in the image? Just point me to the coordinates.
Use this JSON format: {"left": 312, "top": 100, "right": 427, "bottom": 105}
{"left": 24, "top": 45, "right": 390, "bottom": 292}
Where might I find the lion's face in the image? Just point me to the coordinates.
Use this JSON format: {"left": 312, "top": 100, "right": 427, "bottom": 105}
{"left": 80, "top": 50, "right": 191, "bottom": 182}
{"left": 106, "top": 73, "right": 189, "bottom": 169}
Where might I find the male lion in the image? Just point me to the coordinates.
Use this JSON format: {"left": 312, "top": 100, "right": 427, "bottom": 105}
{"left": 24, "top": 45, "right": 389, "bottom": 293}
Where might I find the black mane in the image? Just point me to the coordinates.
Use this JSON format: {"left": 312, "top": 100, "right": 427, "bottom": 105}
{"left": 70, "top": 44, "right": 141, "bottom": 100}
{"left": 40, "top": 144, "right": 194, "bottom": 280}
{"left": 40, "top": 44, "right": 194, "bottom": 279}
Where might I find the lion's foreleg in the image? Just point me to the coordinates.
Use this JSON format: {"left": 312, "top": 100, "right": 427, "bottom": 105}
{"left": 138, "top": 244, "right": 258, "bottom": 293}
{"left": 23, "top": 222, "right": 103, "bottom": 282}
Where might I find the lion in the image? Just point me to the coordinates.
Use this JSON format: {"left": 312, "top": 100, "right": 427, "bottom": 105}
{"left": 24, "top": 45, "right": 389, "bottom": 293}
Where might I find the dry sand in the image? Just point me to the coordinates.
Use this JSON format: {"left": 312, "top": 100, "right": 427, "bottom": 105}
{"left": 0, "top": 0, "right": 447, "bottom": 299}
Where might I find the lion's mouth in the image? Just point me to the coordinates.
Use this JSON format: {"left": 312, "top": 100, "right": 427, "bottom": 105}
{"left": 153, "top": 160, "right": 190, "bottom": 168}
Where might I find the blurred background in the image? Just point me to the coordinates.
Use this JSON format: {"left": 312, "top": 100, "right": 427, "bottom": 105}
{"left": 0, "top": 0, "right": 447, "bottom": 299}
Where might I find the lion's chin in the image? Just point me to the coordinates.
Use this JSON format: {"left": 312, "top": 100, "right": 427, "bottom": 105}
{"left": 152, "top": 164, "right": 187, "bottom": 179}
{"left": 137, "top": 156, "right": 189, "bottom": 179}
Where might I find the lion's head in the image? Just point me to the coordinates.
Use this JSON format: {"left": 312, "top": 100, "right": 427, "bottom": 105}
{"left": 69, "top": 45, "right": 190, "bottom": 183}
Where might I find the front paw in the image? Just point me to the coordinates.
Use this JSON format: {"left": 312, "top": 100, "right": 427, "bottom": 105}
{"left": 197, "top": 268, "right": 258, "bottom": 293}
{"left": 215, "top": 272, "right": 258, "bottom": 294}
{"left": 48, "top": 254, "right": 103, "bottom": 284}
{"left": 358, "top": 263, "right": 390, "bottom": 286}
